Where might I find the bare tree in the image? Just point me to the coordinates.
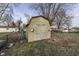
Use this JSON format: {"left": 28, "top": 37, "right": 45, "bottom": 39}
{"left": 64, "top": 16, "right": 73, "bottom": 31}
{"left": 9, "top": 20, "right": 16, "bottom": 26}
{"left": 30, "top": 3, "right": 60, "bottom": 25}
{"left": 0, "top": 3, "right": 14, "bottom": 26}
{"left": 24, "top": 13, "right": 31, "bottom": 24}
{"left": 15, "top": 19, "right": 22, "bottom": 32}
{"left": 54, "top": 8, "right": 67, "bottom": 29}
{"left": 0, "top": 4, "right": 9, "bottom": 18}
{"left": 30, "top": 3, "right": 74, "bottom": 26}
{"left": 54, "top": 10, "right": 73, "bottom": 31}
{"left": 0, "top": 3, "right": 19, "bottom": 26}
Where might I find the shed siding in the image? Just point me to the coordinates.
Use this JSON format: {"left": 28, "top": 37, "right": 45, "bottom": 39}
{"left": 27, "top": 17, "right": 51, "bottom": 42}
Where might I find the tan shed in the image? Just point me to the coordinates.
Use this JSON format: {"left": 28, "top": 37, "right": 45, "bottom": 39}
{"left": 26, "top": 16, "right": 51, "bottom": 42}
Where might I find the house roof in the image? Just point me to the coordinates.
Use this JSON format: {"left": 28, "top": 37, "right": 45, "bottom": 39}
{"left": 0, "top": 26, "right": 16, "bottom": 28}
{"left": 26, "top": 16, "right": 50, "bottom": 27}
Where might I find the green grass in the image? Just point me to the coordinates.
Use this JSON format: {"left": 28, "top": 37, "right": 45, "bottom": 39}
{"left": 0, "top": 32, "right": 12, "bottom": 37}
{"left": 1, "top": 32, "right": 79, "bottom": 56}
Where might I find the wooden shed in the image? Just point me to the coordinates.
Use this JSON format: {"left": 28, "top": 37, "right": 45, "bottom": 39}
{"left": 26, "top": 16, "right": 51, "bottom": 42}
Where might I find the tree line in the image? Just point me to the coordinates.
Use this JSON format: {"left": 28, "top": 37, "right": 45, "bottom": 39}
{"left": 0, "top": 3, "right": 75, "bottom": 31}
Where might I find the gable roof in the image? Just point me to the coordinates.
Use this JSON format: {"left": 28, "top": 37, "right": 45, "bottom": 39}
{"left": 26, "top": 16, "right": 50, "bottom": 27}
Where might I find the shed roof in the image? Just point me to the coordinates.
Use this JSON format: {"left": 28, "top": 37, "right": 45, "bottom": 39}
{"left": 26, "top": 16, "right": 50, "bottom": 27}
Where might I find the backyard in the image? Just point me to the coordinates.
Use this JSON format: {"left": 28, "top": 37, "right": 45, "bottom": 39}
{"left": 0, "top": 3, "right": 79, "bottom": 56}
{"left": 0, "top": 32, "right": 79, "bottom": 56}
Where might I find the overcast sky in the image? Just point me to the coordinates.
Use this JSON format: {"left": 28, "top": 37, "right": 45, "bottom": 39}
{"left": 12, "top": 3, "right": 79, "bottom": 27}
{"left": 13, "top": 4, "right": 38, "bottom": 24}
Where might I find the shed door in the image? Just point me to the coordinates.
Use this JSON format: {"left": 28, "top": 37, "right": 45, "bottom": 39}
{"left": 34, "top": 23, "right": 51, "bottom": 41}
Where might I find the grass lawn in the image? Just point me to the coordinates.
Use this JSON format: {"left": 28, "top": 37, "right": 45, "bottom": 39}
{"left": 1, "top": 32, "right": 79, "bottom": 56}
{"left": 0, "top": 32, "right": 12, "bottom": 37}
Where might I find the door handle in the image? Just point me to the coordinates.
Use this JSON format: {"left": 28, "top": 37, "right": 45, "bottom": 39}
{"left": 31, "top": 28, "right": 34, "bottom": 32}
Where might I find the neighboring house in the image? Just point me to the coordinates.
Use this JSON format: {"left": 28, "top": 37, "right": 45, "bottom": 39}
{"left": 0, "top": 26, "right": 18, "bottom": 32}
{"left": 62, "top": 28, "right": 69, "bottom": 32}
{"left": 26, "top": 16, "right": 51, "bottom": 42}
{"left": 50, "top": 25, "right": 57, "bottom": 29}
{"left": 69, "top": 27, "right": 79, "bottom": 32}
{"left": 51, "top": 25, "right": 69, "bottom": 32}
